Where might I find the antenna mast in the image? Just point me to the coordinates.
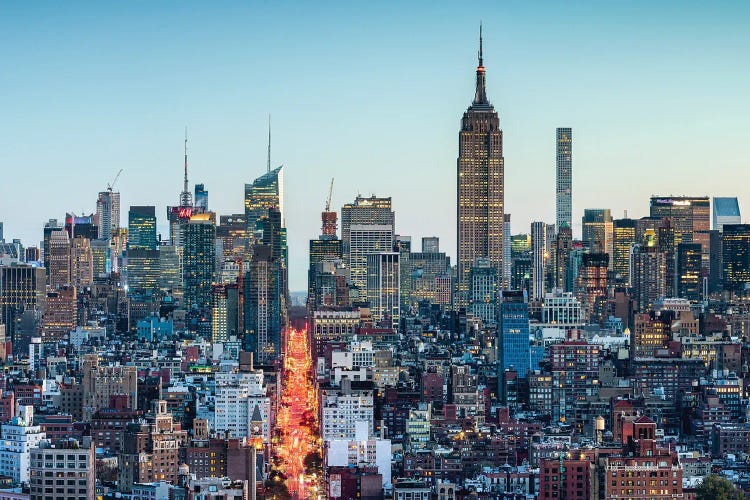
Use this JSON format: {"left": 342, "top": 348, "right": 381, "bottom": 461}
{"left": 267, "top": 114, "right": 271, "bottom": 173}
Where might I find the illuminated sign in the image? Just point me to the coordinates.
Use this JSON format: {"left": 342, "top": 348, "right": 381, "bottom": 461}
{"left": 655, "top": 199, "right": 691, "bottom": 206}
{"left": 170, "top": 206, "right": 194, "bottom": 220}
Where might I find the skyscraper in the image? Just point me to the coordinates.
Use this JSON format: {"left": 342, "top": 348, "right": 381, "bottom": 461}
{"left": 498, "top": 290, "right": 530, "bottom": 379}
{"left": 245, "top": 166, "right": 284, "bottom": 237}
{"left": 194, "top": 183, "right": 208, "bottom": 210}
{"left": 713, "top": 197, "right": 741, "bottom": 231}
{"left": 244, "top": 245, "right": 282, "bottom": 361}
{"left": 96, "top": 190, "right": 120, "bottom": 240}
{"left": 0, "top": 263, "right": 46, "bottom": 342}
{"left": 366, "top": 252, "right": 400, "bottom": 330}
{"left": 556, "top": 128, "right": 572, "bottom": 230}
{"left": 530, "top": 222, "right": 547, "bottom": 301}
{"left": 183, "top": 215, "right": 217, "bottom": 311}
{"left": 469, "top": 257, "right": 498, "bottom": 327}
{"left": 341, "top": 196, "right": 395, "bottom": 291}
{"left": 612, "top": 218, "right": 637, "bottom": 285}
{"left": 457, "top": 28, "right": 504, "bottom": 308}
{"left": 127, "top": 206, "right": 157, "bottom": 251}
{"left": 676, "top": 243, "right": 702, "bottom": 301}
{"left": 581, "top": 209, "right": 613, "bottom": 257}
{"left": 722, "top": 224, "right": 750, "bottom": 293}
{"left": 48, "top": 229, "right": 71, "bottom": 288}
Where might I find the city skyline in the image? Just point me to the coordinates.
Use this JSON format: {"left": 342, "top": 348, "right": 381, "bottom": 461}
{"left": 2, "top": 3, "right": 750, "bottom": 291}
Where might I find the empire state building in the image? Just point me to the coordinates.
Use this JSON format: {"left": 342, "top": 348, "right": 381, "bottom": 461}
{"left": 457, "top": 27, "right": 504, "bottom": 307}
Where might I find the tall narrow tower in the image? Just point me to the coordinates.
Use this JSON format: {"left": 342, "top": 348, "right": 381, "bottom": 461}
{"left": 556, "top": 128, "right": 572, "bottom": 231}
{"left": 457, "top": 26, "right": 504, "bottom": 307}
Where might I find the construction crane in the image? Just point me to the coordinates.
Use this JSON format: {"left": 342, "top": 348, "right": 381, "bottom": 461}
{"left": 325, "top": 177, "right": 334, "bottom": 212}
{"left": 107, "top": 169, "right": 123, "bottom": 192}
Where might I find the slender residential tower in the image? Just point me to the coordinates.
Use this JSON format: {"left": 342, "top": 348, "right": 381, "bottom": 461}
{"left": 457, "top": 26, "right": 504, "bottom": 307}
{"left": 556, "top": 128, "right": 572, "bottom": 231}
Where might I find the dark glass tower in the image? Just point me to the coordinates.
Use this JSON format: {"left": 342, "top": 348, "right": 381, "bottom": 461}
{"left": 457, "top": 27, "right": 504, "bottom": 308}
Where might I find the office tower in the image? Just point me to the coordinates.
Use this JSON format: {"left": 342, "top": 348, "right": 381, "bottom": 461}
{"left": 544, "top": 223, "right": 557, "bottom": 290}
{"left": 553, "top": 226, "right": 573, "bottom": 291}
{"left": 194, "top": 183, "right": 208, "bottom": 210}
{"left": 713, "top": 197, "right": 741, "bottom": 231}
{"left": 708, "top": 230, "right": 723, "bottom": 293}
{"left": 126, "top": 207, "right": 160, "bottom": 294}
{"left": 722, "top": 224, "right": 750, "bottom": 293}
{"left": 498, "top": 290, "right": 530, "bottom": 380}
{"left": 576, "top": 253, "right": 609, "bottom": 324}
{"left": 530, "top": 222, "right": 547, "bottom": 301}
{"left": 244, "top": 245, "right": 281, "bottom": 361}
{"left": 25, "top": 247, "right": 40, "bottom": 263}
{"left": 127, "top": 249, "right": 160, "bottom": 293}
{"left": 366, "top": 252, "right": 400, "bottom": 329}
{"left": 422, "top": 237, "right": 440, "bottom": 254}
{"left": 212, "top": 283, "right": 238, "bottom": 343}
{"left": 612, "top": 218, "right": 637, "bottom": 285}
{"left": 217, "top": 214, "right": 248, "bottom": 259}
{"left": 183, "top": 215, "right": 216, "bottom": 311}
{"left": 581, "top": 209, "right": 613, "bottom": 256}
{"left": 341, "top": 196, "right": 395, "bottom": 282}
{"left": 41, "top": 287, "right": 77, "bottom": 342}
{"left": 96, "top": 190, "right": 120, "bottom": 240}
{"left": 90, "top": 239, "right": 109, "bottom": 279}
{"left": 631, "top": 243, "right": 668, "bottom": 312}
{"left": 510, "top": 234, "right": 531, "bottom": 257}
{"left": 503, "top": 214, "right": 512, "bottom": 288}
{"left": 245, "top": 166, "right": 284, "bottom": 237}
{"left": 395, "top": 236, "right": 411, "bottom": 313}
{"left": 651, "top": 195, "right": 710, "bottom": 269}
{"left": 64, "top": 213, "right": 98, "bottom": 240}
{"left": 159, "top": 245, "right": 182, "bottom": 292}
{"left": 340, "top": 196, "right": 395, "bottom": 287}
{"left": 70, "top": 236, "right": 94, "bottom": 288}
{"left": 30, "top": 439, "right": 96, "bottom": 500}
{"left": 469, "top": 258, "right": 498, "bottom": 327}
{"left": 650, "top": 196, "right": 710, "bottom": 242}
{"left": 658, "top": 219, "right": 676, "bottom": 297}
{"left": 127, "top": 206, "right": 157, "bottom": 251}
{"left": 408, "top": 243, "right": 451, "bottom": 306}
{"left": 0, "top": 222, "right": 3, "bottom": 241}
{"left": 676, "top": 243, "right": 702, "bottom": 301}
{"left": 0, "top": 263, "right": 46, "bottom": 342}
{"left": 48, "top": 229, "right": 71, "bottom": 288}
{"left": 42, "top": 219, "right": 62, "bottom": 276}
{"left": 556, "top": 127, "right": 572, "bottom": 230}
{"left": 457, "top": 28, "right": 504, "bottom": 308}
{"left": 511, "top": 258, "right": 532, "bottom": 292}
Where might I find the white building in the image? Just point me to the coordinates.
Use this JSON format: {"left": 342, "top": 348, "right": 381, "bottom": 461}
{"left": 213, "top": 371, "right": 271, "bottom": 442}
{"left": 326, "top": 421, "right": 391, "bottom": 488}
{"left": 541, "top": 291, "right": 584, "bottom": 326}
{"left": 321, "top": 379, "right": 374, "bottom": 441}
{"left": 0, "top": 406, "right": 45, "bottom": 485}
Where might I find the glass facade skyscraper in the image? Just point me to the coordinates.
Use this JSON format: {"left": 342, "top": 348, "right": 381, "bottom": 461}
{"left": 722, "top": 224, "right": 750, "bottom": 293}
{"left": 244, "top": 166, "right": 283, "bottom": 236}
{"left": 499, "top": 290, "right": 530, "bottom": 380}
{"left": 183, "top": 215, "right": 216, "bottom": 310}
{"left": 127, "top": 206, "right": 157, "bottom": 251}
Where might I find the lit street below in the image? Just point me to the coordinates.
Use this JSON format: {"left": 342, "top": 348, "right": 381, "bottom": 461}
{"left": 272, "top": 327, "right": 321, "bottom": 499}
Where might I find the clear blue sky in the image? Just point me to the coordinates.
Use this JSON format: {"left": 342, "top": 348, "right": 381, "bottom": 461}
{"left": 1, "top": 1, "right": 749, "bottom": 290}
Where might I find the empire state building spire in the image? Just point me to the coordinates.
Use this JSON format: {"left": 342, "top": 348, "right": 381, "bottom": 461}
{"left": 473, "top": 24, "right": 489, "bottom": 106}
